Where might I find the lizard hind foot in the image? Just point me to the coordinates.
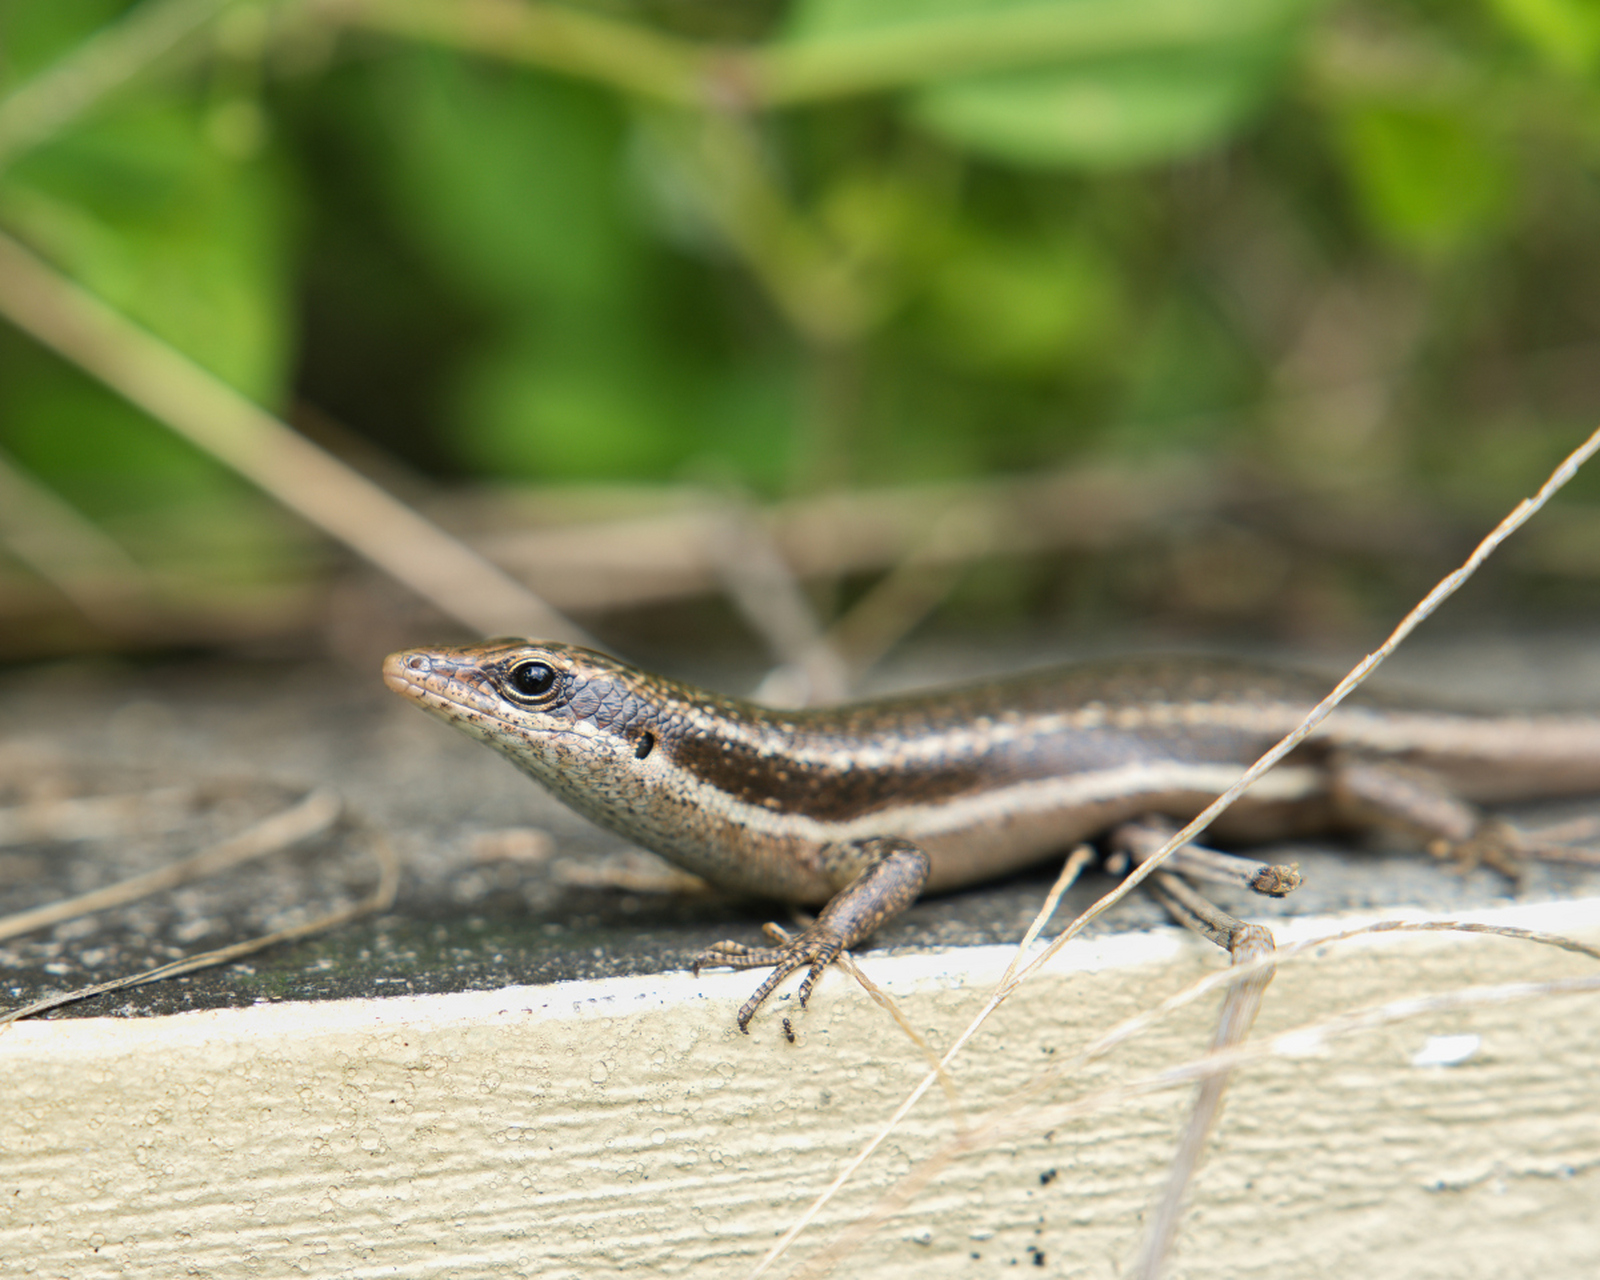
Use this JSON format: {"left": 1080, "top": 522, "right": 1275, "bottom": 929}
{"left": 1428, "top": 817, "right": 1525, "bottom": 881}
{"left": 1431, "top": 816, "right": 1600, "bottom": 875}
{"left": 691, "top": 926, "right": 848, "bottom": 1033}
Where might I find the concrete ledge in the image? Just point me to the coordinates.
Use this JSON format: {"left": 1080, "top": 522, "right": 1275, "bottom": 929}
{"left": 5, "top": 897, "right": 1600, "bottom": 1279}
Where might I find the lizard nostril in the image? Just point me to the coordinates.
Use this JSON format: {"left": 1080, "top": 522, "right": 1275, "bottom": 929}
{"left": 406, "top": 654, "right": 424, "bottom": 670}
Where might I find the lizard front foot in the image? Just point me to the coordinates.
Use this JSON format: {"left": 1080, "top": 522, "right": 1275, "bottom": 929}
{"left": 693, "top": 836, "right": 930, "bottom": 1032}
{"left": 693, "top": 924, "right": 848, "bottom": 1033}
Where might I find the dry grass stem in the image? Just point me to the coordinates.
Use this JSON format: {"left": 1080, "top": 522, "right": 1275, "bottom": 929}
{"left": 746, "top": 845, "right": 1092, "bottom": 1278}
{"left": 472, "top": 463, "right": 1208, "bottom": 614}
{"left": 1131, "top": 878, "right": 1275, "bottom": 1278}
{"left": 0, "top": 788, "right": 341, "bottom": 944}
{"left": 749, "top": 421, "right": 1600, "bottom": 1278}
{"left": 707, "top": 502, "right": 849, "bottom": 706}
{"left": 820, "top": 506, "right": 983, "bottom": 683}
{"left": 1009, "top": 425, "right": 1600, "bottom": 981}
{"left": 0, "top": 230, "right": 591, "bottom": 644}
{"left": 0, "top": 814, "right": 400, "bottom": 1029}
{"left": 832, "top": 846, "right": 1092, "bottom": 1135}
{"left": 0, "top": 0, "right": 227, "bottom": 168}
{"left": 0, "top": 785, "right": 195, "bottom": 849}
{"left": 780, "top": 916, "right": 1600, "bottom": 1279}
{"left": 999, "top": 845, "right": 1094, "bottom": 986}
{"left": 0, "top": 445, "right": 158, "bottom": 631}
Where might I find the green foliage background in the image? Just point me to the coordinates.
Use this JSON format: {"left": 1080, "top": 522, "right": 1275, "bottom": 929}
{"left": 1, "top": 0, "right": 1598, "bottom": 628}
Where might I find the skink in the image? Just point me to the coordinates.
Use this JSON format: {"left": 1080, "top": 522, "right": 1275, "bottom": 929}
{"left": 383, "top": 640, "right": 1600, "bottom": 1029}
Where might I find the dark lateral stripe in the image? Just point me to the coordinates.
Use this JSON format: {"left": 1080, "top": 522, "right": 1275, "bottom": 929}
{"left": 671, "top": 732, "right": 987, "bottom": 821}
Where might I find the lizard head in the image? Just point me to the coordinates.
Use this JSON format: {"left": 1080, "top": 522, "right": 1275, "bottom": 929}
{"left": 382, "top": 639, "right": 667, "bottom": 788}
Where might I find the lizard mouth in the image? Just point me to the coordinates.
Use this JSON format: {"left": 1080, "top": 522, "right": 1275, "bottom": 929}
{"left": 382, "top": 648, "right": 506, "bottom": 723}
{"left": 380, "top": 650, "right": 415, "bottom": 696}
{"left": 382, "top": 649, "right": 455, "bottom": 702}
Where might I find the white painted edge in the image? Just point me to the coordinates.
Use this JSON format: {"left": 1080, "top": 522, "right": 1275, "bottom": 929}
{"left": 5, "top": 894, "right": 1598, "bottom": 1055}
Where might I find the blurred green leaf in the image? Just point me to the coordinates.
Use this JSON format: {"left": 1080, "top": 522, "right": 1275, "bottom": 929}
{"left": 1485, "top": 0, "right": 1600, "bottom": 76}
{"left": 1336, "top": 103, "right": 1513, "bottom": 259}
{"left": 345, "top": 52, "right": 803, "bottom": 489}
{"left": 0, "top": 331, "right": 222, "bottom": 507}
{"left": 0, "top": 0, "right": 134, "bottom": 85}
{"left": 368, "top": 52, "right": 639, "bottom": 312}
{"left": 0, "top": 29, "right": 298, "bottom": 575}
{"left": 815, "top": 167, "right": 955, "bottom": 309}
{"left": 452, "top": 325, "right": 688, "bottom": 480}
{"left": 452, "top": 326, "right": 801, "bottom": 490}
{"left": 0, "top": 0, "right": 1593, "bottom": 647}
{"left": 911, "top": 47, "right": 1290, "bottom": 167}
{"left": 1114, "top": 287, "right": 1260, "bottom": 444}
{"left": 362, "top": 55, "right": 661, "bottom": 481}
{"left": 920, "top": 230, "right": 1125, "bottom": 374}
{"left": 0, "top": 329, "right": 291, "bottom": 567}
{"left": 788, "top": 0, "right": 1317, "bottom": 167}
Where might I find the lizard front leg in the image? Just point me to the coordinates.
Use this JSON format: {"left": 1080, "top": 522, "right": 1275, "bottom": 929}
{"left": 693, "top": 836, "right": 930, "bottom": 1032}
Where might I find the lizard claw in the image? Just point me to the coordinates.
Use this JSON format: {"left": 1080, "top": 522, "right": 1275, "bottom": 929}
{"left": 690, "top": 939, "right": 767, "bottom": 978}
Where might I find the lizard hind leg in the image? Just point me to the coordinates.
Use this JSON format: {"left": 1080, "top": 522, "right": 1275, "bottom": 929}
{"left": 1328, "top": 757, "right": 1524, "bottom": 879}
{"left": 691, "top": 836, "right": 931, "bottom": 1033}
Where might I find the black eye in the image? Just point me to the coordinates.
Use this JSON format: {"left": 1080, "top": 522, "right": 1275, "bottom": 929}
{"left": 506, "top": 660, "right": 557, "bottom": 700}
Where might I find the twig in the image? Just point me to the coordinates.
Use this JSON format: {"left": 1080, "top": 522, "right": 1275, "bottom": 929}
{"left": 0, "top": 230, "right": 592, "bottom": 644}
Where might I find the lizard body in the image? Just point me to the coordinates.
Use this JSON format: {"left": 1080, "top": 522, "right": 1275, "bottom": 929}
{"left": 384, "top": 640, "right": 1600, "bottom": 1027}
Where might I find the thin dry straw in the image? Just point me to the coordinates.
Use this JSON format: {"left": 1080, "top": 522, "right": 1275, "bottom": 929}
{"left": 746, "top": 421, "right": 1600, "bottom": 1279}
{"left": 0, "top": 813, "right": 401, "bottom": 1029}
{"left": 0, "top": 788, "right": 340, "bottom": 944}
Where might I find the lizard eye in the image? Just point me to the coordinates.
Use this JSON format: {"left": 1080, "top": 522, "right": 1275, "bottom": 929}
{"left": 505, "top": 660, "right": 558, "bottom": 701}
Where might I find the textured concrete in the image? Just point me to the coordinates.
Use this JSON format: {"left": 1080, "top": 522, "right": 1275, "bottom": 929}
{"left": 3, "top": 899, "right": 1598, "bottom": 1278}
